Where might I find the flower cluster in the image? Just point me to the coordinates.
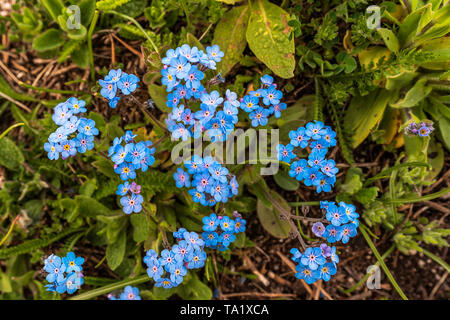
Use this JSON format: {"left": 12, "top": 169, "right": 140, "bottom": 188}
{"left": 201, "top": 212, "right": 246, "bottom": 251}
{"left": 277, "top": 121, "right": 338, "bottom": 193}
{"left": 173, "top": 156, "right": 239, "bottom": 206}
{"left": 161, "top": 44, "right": 240, "bottom": 142}
{"left": 44, "top": 97, "right": 98, "bottom": 160}
{"left": 99, "top": 69, "right": 140, "bottom": 108}
{"left": 404, "top": 121, "right": 434, "bottom": 137}
{"left": 109, "top": 130, "right": 156, "bottom": 214}
{"left": 290, "top": 201, "right": 359, "bottom": 285}
{"left": 240, "top": 74, "right": 286, "bottom": 126}
{"left": 42, "top": 252, "right": 84, "bottom": 294}
{"left": 313, "top": 201, "right": 359, "bottom": 244}
{"left": 143, "top": 228, "right": 207, "bottom": 289}
{"left": 108, "top": 286, "right": 141, "bottom": 300}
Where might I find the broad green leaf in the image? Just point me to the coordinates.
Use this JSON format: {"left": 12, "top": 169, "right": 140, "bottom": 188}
{"left": 246, "top": 0, "right": 295, "bottom": 78}
{"left": 345, "top": 89, "right": 394, "bottom": 148}
{"left": 0, "top": 137, "right": 24, "bottom": 171}
{"left": 75, "top": 195, "right": 113, "bottom": 217}
{"left": 67, "top": 25, "right": 87, "bottom": 40}
{"left": 41, "top": 0, "right": 64, "bottom": 22}
{"left": 71, "top": 45, "right": 89, "bottom": 68}
{"left": 273, "top": 170, "right": 299, "bottom": 191}
{"left": 130, "top": 214, "right": 151, "bottom": 243}
{"left": 256, "top": 190, "right": 291, "bottom": 239}
{"left": 148, "top": 84, "right": 171, "bottom": 112}
{"left": 213, "top": 5, "right": 249, "bottom": 75}
{"left": 79, "top": 0, "right": 96, "bottom": 26}
{"left": 419, "top": 37, "right": 450, "bottom": 70}
{"left": 397, "top": 5, "right": 428, "bottom": 47}
{"left": 377, "top": 28, "right": 400, "bottom": 53}
{"left": 438, "top": 116, "right": 450, "bottom": 150}
{"left": 390, "top": 79, "right": 432, "bottom": 108}
{"left": 106, "top": 228, "right": 127, "bottom": 270}
{"left": 186, "top": 33, "right": 205, "bottom": 52}
{"left": 32, "top": 29, "right": 64, "bottom": 52}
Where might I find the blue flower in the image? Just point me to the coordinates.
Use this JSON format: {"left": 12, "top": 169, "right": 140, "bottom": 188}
{"left": 208, "top": 163, "right": 229, "bottom": 183}
{"left": 184, "top": 231, "right": 205, "bottom": 251}
{"left": 74, "top": 133, "right": 94, "bottom": 153}
{"left": 111, "top": 145, "right": 128, "bottom": 165}
{"left": 209, "top": 181, "right": 229, "bottom": 202}
{"left": 62, "top": 252, "right": 84, "bottom": 273}
{"left": 202, "top": 231, "right": 219, "bottom": 247}
{"left": 323, "top": 129, "right": 337, "bottom": 146}
{"left": 78, "top": 118, "right": 99, "bottom": 136}
{"left": 139, "top": 148, "right": 156, "bottom": 172}
{"left": 319, "top": 262, "right": 336, "bottom": 282}
{"left": 186, "top": 249, "right": 206, "bottom": 269}
{"left": 260, "top": 74, "right": 274, "bottom": 86}
{"left": 120, "top": 286, "right": 141, "bottom": 300}
{"left": 312, "top": 222, "right": 325, "bottom": 237}
{"left": 60, "top": 140, "right": 77, "bottom": 159}
{"left": 303, "top": 167, "right": 323, "bottom": 187}
{"left": 43, "top": 256, "right": 66, "bottom": 283}
{"left": 323, "top": 224, "right": 342, "bottom": 243}
{"left": 172, "top": 240, "right": 193, "bottom": 262}
{"left": 178, "top": 44, "right": 199, "bottom": 62}
{"left": 170, "top": 265, "right": 187, "bottom": 285}
{"left": 240, "top": 95, "right": 259, "bottom": 112}
{"left": 270, "top": 102, "right": 286, "bottom": 118}
{"left": 57, "top": 272, "right": 83, "bottom": 294}
{"left": 193, "top": 172, "right": 212, "bottom": 193}
{"left": 219, "top": 232, "right": 236, "bottom": 247}
{"left": 48, "top": 127, "right": 67, "bottom": 143}
{"left": 168, "top": 56, "right": 191, "bottom": 80}
{"left": 320, "top": 159, "right": 338, "bottom": 177}
{"left": 290, "top": 248, "right": 302, "bottom": 263}
{"left": 174, "top": 168, "right": 190, "bottom": 188}
{"left": 125, "top": 142, "right": 147, "bottom": 165}
{"left": 161, "top": 68, "right": 178, "bottom": 92}
{"left": 189, "top": 189, "right": 205, "bottom": 203}
{"left": 120, "top": 193, "right": 143, "bottom": 214}
{"left": 313, "top": 175, "right": 335, "bottom": 193}
{"left": 99, "top": 79, "right": 117, "bottom": 100}
{"left": 66, "top": 97, "right": 87, "bottom": 114}
{"left": 173, "top": 228, "right": 187, "bottom": 239}
{"left": 172, "top": 123, "right": 191, "bottom": 141}
{"left": 118, "top": 73, "right": 139, "bottom": 95}
{"left": 206, "top": 45, "right": 224, "bottom": 62}
{"left": 261, "top": 85, "right": 282, "bottom": 106}
{"left": 201, "top": 90, "right": 223, "bottom": 108}
{"left": 105, "top": 69, "right": 123, "bottom": 83}
{"left": 339, "top": 202, "right": 359, "bottom": 222}
{"left": 326, "top": 204, "right": 349, "bottom": 226}
{"left": 295, "top": 265, "right": 320, "bottom": 284}
{"left": 123, "top": 130, "right": 137, "bottom": 143}
{"left": 249, "top": 107, "right": 269, "bottom": 127}
{"left": 162, "top": 48, "right": 179, "bottom": 65}
{"left": 116, "top": 181, "right": 130, "bottom": 196}
{"left": 185, "top": 65, "right": 204, "bottom": 88}
{"left": 159, "top": 249, "right": 180, "bottom": 271}
{"left": 289, "top": 159, "right": 308, "bottom": 181}
{"left": 233, "top": 217, "right": 246, "bottom": 233}
{"left": 330, "top": 246, "right": 339, "bottom": 266}
{"left": 52, "top": 103, "right": 72, "bottom": 125}
{"left": 195, "top": 103, "right": 215, "bottom": 124}
{"left": 115, "top": 163, "right": 136, "bottom": 181}
{"left": 305, "top": 121, "right": 327, "bottom": 140}
{"left": 44, "top": 142, "right": 62, "bottom": 160}
{"left": 155, "top": 278, "right": 175, "bottom": 289}
{"left": 202, "top": 213, "right": 219, "bottom": 232}
{"left": 277, "top": 143, "right": 295, "bottom": 163}
{"left": 339, "top": 223, "right": 357, "bottom": 244}
{"left": 145, "top": 256, "right": 164, "bottom": 280}
{"left": 219, "top": 216, "right": 235, "bottom": 232}
{"left": 300, "top": 247, "right": 326, "bottom": 270}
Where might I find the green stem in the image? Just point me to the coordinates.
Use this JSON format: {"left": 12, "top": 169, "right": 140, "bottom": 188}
{"left": 288, "top": 201, "right": 320, "bottom": 206}
{"left": 360, "top": 225, "right": 408, "bottom": 300}
{"left": 68, "top": 274, "right": 149, "bottom": 300}
{"left": 0, "top": 123, "right": 24, "bottom": 140}
{"left": 344, "top": 244, "right": 395, "bottom": 294}
{"left": 383, "top": 187, "right": 450, "bottom": 204}
{"left": 389, "top": 169, "right": 399, "bottom": 225}
{"left": 105, "top": 10, "right": 159, "bottom": 56}
{"left": 421, "top": 247, "right": 450, "bottom": 273}
{"left": 19, "top": 83, "right": 84, "bottom": 95}
{"left": 88, "top": 10, "right": 99, "bottom": 82}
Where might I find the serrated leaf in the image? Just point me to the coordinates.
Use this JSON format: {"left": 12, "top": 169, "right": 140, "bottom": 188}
{"left": 213, "top": 5, "right": 249, "bottom": 75}
{"left": 246, "top": 0, "right": 295, "bottom": 78}
{"left": 32, "top": 29, "right": 64, "bottom": 52}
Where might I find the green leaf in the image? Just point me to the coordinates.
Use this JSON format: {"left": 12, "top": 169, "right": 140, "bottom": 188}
{"left": 438, "top": 115, "right": 450, "bottom": 150}
{"left": 213, "top": 5, "right": 249, "bottom": 75}
{"left": 355, "top": 187, "right": 379, "bottom": 205}
{"left": 75, "top": 195, "right": 113, "bottom": 217}
{"left": 256, "top": 190, "right": 291, "bottom": 238}
{"left": 71, "top": 45, "right": 89, "bottom": 68}
{"left": 106, "top": 228, "right": 127, "bottom": 270}
{"left": 148, "top": 84, "right": 171, "bottom": 112}
{"left": 41, "top": 0, "right": 64, "bottom": 22}
{"left": 390, "top": 79, "right": 432, "bottom": 108}
{"left": 79, "top": 0, "right": 96, "bottom": 26}
{"left": 130, "top": 214, "right": 151, "bottom": 242}
{"left": 246, "top": 0, "right": 295, "bottom": 78}
{"left": 0, "top": 137, "right": 24, "bottom": 171}
{"left": 377, "top": 28, "right": 400, "bottom": 53}
{"left": 186, "top": 33, "right": 205, "bottom": 52}
{"left": 273, "top": 170, "right": 299, "bottom": 191}
{"left": 32, "top": 29, "right": 64, "bottom": 52}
